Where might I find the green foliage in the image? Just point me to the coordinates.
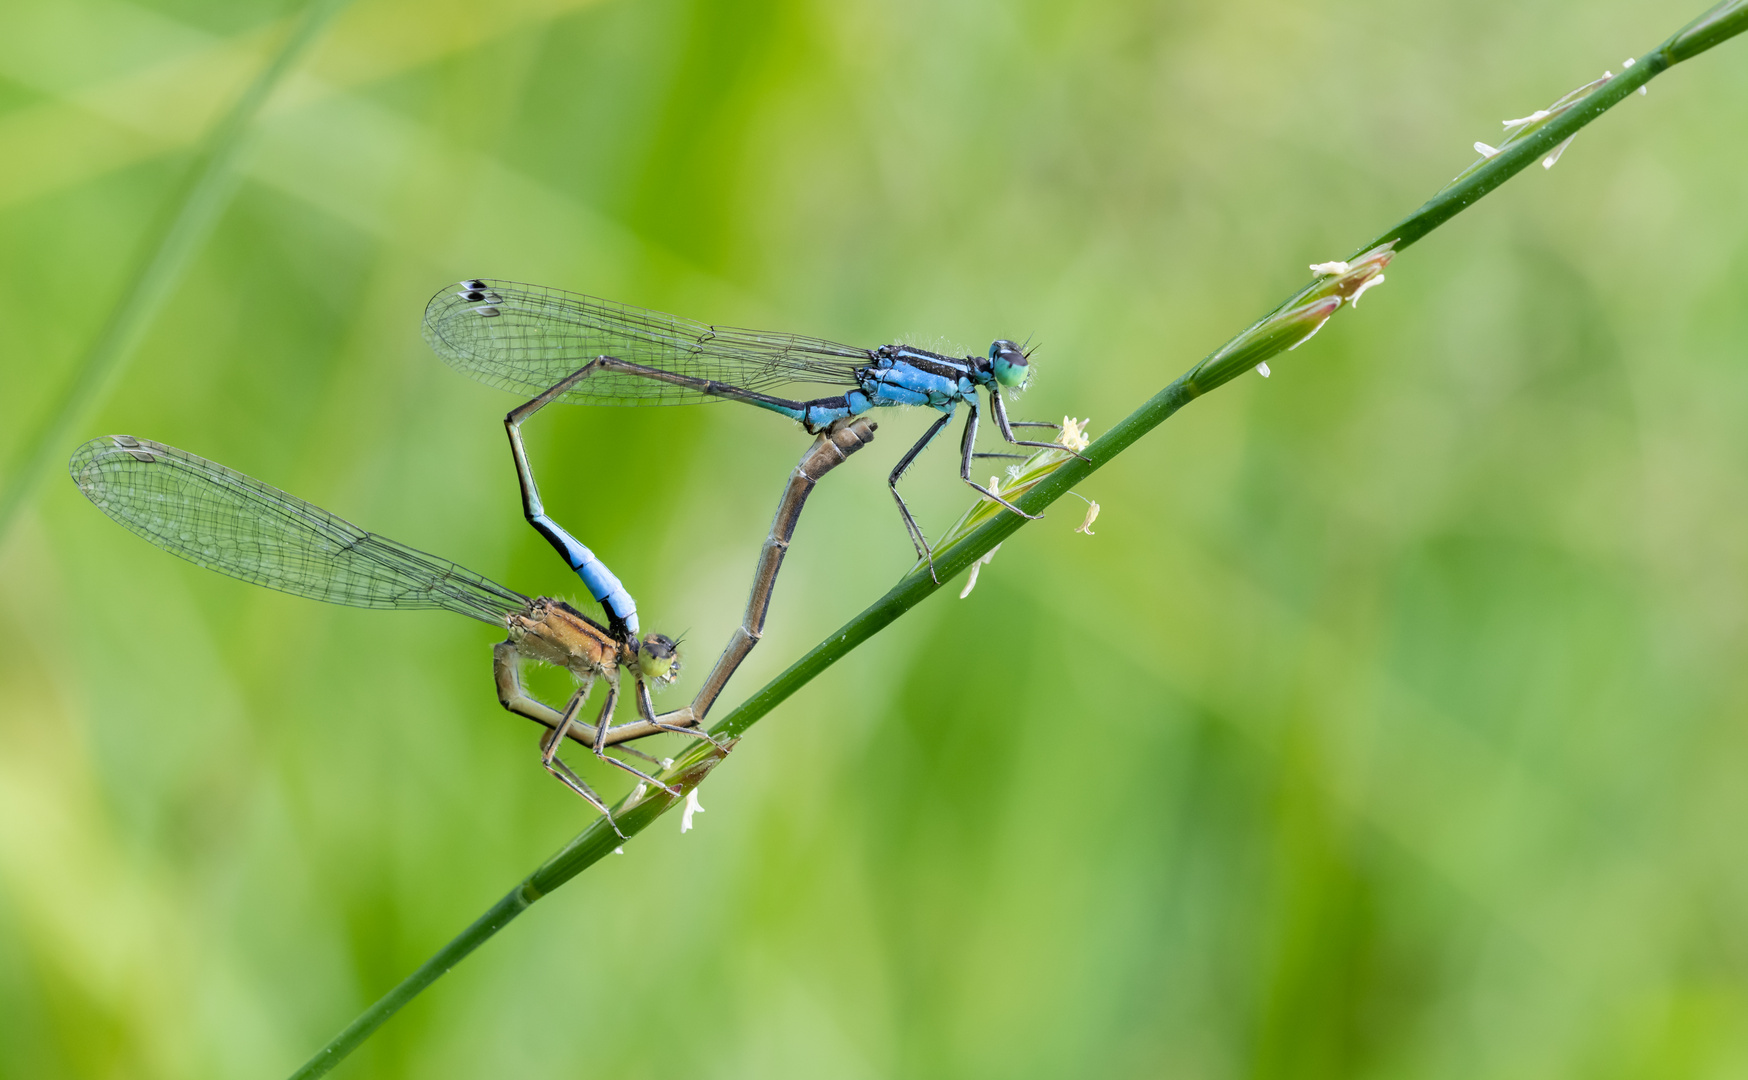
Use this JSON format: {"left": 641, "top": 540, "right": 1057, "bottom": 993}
{"left": 1, "top": 1, "right": 1745, "bottom": 1078}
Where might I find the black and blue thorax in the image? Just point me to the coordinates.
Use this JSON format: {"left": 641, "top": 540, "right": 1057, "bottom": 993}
{"left": 795, "top": 346, "right": 990, "bottom": 432}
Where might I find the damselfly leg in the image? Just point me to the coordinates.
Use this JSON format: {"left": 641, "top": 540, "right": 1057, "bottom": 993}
{"left": 989, "top": 391, "right": 1083, "bottom": 456}
{"left": 887, "top": 394, "right": 1063, "bottom": 579}
{"left": 497, "top": 638, "right": 681, "bottom": 819}
{"left": 632, "top": 677, "right": 730, "bottom": 749}
{"left": 494, "top": 640, "right": 589, "bottom": 734}
{"left": 887, "top": 411, "right": 956, "bottom": 573}
{"left": 958, "top": 395, "right": 1045, "bottom": 519}
{"left": 537, "top": 694, "right": 617, "bottom": 827}
{"left": 542, "top": 667, "right": 681, "bottom": 795}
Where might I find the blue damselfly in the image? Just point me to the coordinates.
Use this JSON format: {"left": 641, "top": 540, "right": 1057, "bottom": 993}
{"left": 423, "top": 280, "right": 1078, "bottom": 574}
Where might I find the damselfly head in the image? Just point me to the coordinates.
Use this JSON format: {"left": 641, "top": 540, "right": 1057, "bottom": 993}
{"left": 637, "top": 633, "right": 682, "bottom": 685}
{"left": 988, "top": 339, "right": 1031, "bottom": 389}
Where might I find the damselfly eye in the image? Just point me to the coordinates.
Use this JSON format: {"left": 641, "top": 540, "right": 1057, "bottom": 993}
{"left": 988, "top": 339, "right": 1030, "bottom": 388}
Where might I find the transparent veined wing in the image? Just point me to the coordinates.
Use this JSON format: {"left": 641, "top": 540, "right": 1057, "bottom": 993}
{"left": 70, "top": 436, "right": 529, "bottom": 626}
{"left": 422, "top": 279, "right": 873, "bottom": 406}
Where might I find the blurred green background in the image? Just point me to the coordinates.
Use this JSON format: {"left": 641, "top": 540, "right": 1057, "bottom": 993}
{"left": 2, "top": 0, "right": 1746, "bottom": 1076}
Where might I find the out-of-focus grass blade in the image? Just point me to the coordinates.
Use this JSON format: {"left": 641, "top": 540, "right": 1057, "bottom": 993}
{"left": 0, "top": 0, "right": 351, "bottom": 544}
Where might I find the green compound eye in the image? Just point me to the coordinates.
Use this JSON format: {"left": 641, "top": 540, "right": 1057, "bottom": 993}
{"left": 988, "top": 339, "right": 1031, "bottom": 389}
{"left": 637, "top": 633, "right": 681, "bottom": 683}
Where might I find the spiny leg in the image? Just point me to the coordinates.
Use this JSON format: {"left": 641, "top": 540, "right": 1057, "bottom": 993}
{"left": 582, "top": 673, "right": 682, "bottom": 795}
{"left": 624, "top": 677, "right": 728, "bottom": 750}
{"left": 499, "top": 642, "right": 670, "bottom": 804}
{"left": 889, "top": 410, "right": 956, "bottom": 576}
{"left": 988, "top": 388, "right": 1087, "bottom": 457}
{"left": 513, "top": 662, "right": 668, "bottom": 766}
{"left": 536, "top": 687, "right": 622, "bottom": 832}
{"left": 609, "top": 742, "right": 671, "bottom": 768}
{"left": 543, "top": 691, "right": 678, "bottom": 815}
{"left": 540, "top": 683, "right": 593, "bottom": 767}
{"left": 545, "top": 756, "right": 624, "bottom": 838}
{"left": 960, "top": 397, "right": 1043, "bottom": 520}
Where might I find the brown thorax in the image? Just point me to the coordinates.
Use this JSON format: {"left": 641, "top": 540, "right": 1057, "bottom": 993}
{"left": 506, "top": 597, "right": 620, "bottom": 680}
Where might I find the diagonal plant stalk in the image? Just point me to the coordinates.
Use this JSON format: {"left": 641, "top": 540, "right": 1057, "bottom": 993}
{"left": 0, "top": 0, "right": 351, "bottom": 543}
{"left": 288, "top": 4, "right": 1746, "bottom": 1076}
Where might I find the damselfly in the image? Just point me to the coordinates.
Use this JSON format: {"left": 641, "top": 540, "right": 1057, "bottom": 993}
{"left": 70, "top": 434, "right": 693, "bottom": 827}
{"left": 68, "top": 421, "right": 876, "bottom": 828}
{"left": 423, "top": 280, "right": 1078, "bottom": 574}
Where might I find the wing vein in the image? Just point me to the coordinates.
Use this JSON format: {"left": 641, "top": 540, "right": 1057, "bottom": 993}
{"left": 69, "top": 437, "right": 528, "bottom": 625}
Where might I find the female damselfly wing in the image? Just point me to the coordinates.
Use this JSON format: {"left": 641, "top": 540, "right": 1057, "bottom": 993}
{"left": 69, "top": 435, "right": 529, "bottom": 626}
